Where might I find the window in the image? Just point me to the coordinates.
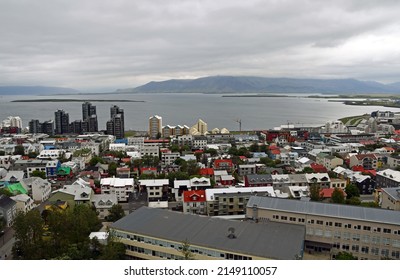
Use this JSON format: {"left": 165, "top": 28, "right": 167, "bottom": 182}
{"left": 371, "top": 247, "right": 379, "bottom": 256}
{"left": 381, "top": 237, "right": 390, "bottom": 246}
{"left": 392, "top": 251, "right": 400, "bottom": 259}
{"left": 381, "top": 249, "right": 389, "bottom": 258}
{"left": 361, "top": 246, "right": 369, "bottom": 254}
{"left": 334, "top": 231, "right": 341, "bottom": 239}
{"left": 361, "top": 235, "right": 370, "bottom": 243}
{"left": 317, "top": 220, "right": 323, "bottom": 225}
{"left": 281, "top": 216, "right": 287, "bottom": 220}
{"left": 342, "top": 244, "right": 350, "bottom": 251}
{"left": 352, "top": 234, "right": 360, "bottom": 241}
{"left": 383, "top": 228, "right": 392, "bottom": 234}
{"left": 290, "top": 217, "right": 296, "bottom": 222}
{"left": 343, "top": 232, "right": 350, "bottom": 240}
{"left": 326, "top": 221, "right": 333, "bottom": 226}
{"left": 351, "top": 245, "right": 359, "bottom": 252}
{"left": 363, "top": 226, "right": 371, "bottom": 231}
{"left": 335, "top": 222, "right": 342, "bottom": 227}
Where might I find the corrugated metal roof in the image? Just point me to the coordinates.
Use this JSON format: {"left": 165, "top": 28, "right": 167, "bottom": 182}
{"left": 111, "top": 206, "right": 305, "bottom": 260}
{"left": 247, "top": 196, "right": 400, "bottom": 226}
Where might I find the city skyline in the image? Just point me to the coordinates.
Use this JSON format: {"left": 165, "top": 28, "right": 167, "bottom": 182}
{"left": 2, "top": 1, "right": 400, "bottom": 91}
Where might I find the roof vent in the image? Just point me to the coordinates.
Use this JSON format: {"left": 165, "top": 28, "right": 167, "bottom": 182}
{"left": 227, "top": 227, "right": 236, "bottom": 239}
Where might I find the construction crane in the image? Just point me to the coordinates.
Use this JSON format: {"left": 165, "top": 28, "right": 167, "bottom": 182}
{"left": 235, "top": 119, "right": 242, "bottom": 132}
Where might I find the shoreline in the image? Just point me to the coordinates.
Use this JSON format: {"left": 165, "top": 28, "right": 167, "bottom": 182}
{"left": 11, "top": 99, "right": 145, "bottom": 103}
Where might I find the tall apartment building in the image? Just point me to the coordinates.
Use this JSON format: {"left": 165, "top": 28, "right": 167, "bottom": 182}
{"left": 54, "top": 109, "right": 69, "bottom": 135}
{"left": 149, "top": 115, "right": 162, "bottom": 139}
{"left": 246, "top": 196, "right": 400, "bottom": 260}
{"left": 106, "top": 105, "right": 124, "bottom": 139}
{"left": 29, "top": 119, "right": 54, "bottom": 135}
{"left": 81, "top": 102, "right": 98, "bottom": 132}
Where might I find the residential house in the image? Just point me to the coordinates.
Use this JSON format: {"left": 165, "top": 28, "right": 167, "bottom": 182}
{"left": 376, "top": 169, "right": 400, "bottom": 189}
{"left": 305, "top": 173, "right": 331, "bottom": 189}
{"left": 173, "top": 177, "right": 211, "bottom": 202}
{"left": 57, "top": 166, "right": 73, "bottom": 181}
{"left": 330, "top": 178, "right": 347, "bottom": 190}
{"left": 92, "top": 193, "right": 118, "bottom": 219}
{"left": 182, "top": 190, "right": 207, "bottom": 215}
{"left": 381, "top": 188, "right": 400, "bottom": 211}
{"left": 316, "top": 153, "right": 343, "bottom": 170}
{"left": 46, "top": 160, "right": 61, "bottom": 178}
{"left": 206, "top": 187, "right": 275, "bottom": 216}
{"left": 213, "top": 159, "right": 233, "bottom": 172}
{"left": 349, "top": 154, "right": 381, "bottom": 170}
{"left": 238, "top": 164, "right": 256, "bottom": 177}
{"left": 116, "top": 167, "right": 130, "bottom": 178}
{"left": 0, "top": 195, "right": 17, "bottom": 226}
{"left": 161, "top": 151, "right": 180, "bottom": 167}
{"left": 11, "top": 194, "right": 35, "bottom": 213}
{"left": 139, "top": 179, "right": 169, "bottom": 202}
{"left": 22, "top": 177, "right": 51, "bottom": 202}
{"left": 244, "top": 174, "right": 273, "bottom": 188}
{"left": 101, "top": 177, "right": 135, "bottom": 202}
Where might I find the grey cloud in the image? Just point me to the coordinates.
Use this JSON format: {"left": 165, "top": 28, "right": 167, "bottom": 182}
{"left": 1, "top": 0, "right": 400, "bottom": 90}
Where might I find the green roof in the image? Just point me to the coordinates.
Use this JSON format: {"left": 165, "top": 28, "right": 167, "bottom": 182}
{"left": 7, "top": 183, "right": 27, "bottom": 195}
{"left": 57, "top": 166, "right": 71, "bottom": 175}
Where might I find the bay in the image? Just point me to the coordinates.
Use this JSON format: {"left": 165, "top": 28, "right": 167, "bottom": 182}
{"left": 0, "top": 93, "right": 397, "bottom": 131}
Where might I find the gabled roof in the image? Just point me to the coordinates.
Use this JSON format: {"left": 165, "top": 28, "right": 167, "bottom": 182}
{"left": 183, "top": 190, "right": 206, "bottom": 202}
{"left": 0, "top": 194, "right": 17, "bottom": 209}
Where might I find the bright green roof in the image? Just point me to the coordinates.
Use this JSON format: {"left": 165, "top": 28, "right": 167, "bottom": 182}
{"left": 57, "top": 166, "right": 71, "bottom": 175}
{"left": 7, "top": 183, "right": 28, "bottom": 195}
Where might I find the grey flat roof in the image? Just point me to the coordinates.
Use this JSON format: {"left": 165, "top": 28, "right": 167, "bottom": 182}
{"left": 247, "top": 196, "right": 400, "bottom": 226}
{"left": 381, "top": 187, "right": 400, "bottom": 202}
{"left": 111, "top": 207, "right": 305, "bottom": 260}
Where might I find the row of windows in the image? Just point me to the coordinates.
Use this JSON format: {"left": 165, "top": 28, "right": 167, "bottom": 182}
{"left": 121, "top": 233, "right": 247, "bottom": 259}
{"left": 270, "top": 214, "right": 398, "bottom": 235}
{"left": 333, "top": 243, "right": 400, "bottom": 259}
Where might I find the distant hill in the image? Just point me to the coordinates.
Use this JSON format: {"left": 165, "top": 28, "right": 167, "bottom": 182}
{"left": 0, "top": 86, "right": 79, "bottom": 95}
{"left": 117, "top": 76, "right": 400, "bottom": 94}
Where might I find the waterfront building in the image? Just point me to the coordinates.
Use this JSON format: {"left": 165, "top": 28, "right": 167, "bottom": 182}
{"left": 149, "top": 115, "right": 162, "bottom": 139}
{"left": 55, "top": 109, "right": 69, "bottom": 135}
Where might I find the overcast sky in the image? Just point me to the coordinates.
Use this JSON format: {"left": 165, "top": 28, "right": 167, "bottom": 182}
{"left": 1, "top": 0, "right": 400, "bottom": 91}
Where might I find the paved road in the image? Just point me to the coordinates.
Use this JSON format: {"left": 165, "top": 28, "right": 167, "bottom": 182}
{"left": 0, "top": 228, "right": 15, "bottom": 260}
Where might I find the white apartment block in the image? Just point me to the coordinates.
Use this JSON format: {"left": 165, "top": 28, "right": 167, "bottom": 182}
{"left": 100, "top": 177, "right": 135, "bottom": 202}
{"left": 139, "top": 179, "right": 169, "bottom": 202}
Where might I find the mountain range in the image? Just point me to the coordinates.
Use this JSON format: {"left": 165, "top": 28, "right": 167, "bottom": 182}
{"left": 118, "top": 76, "right": 400, "bottom": 94}
{"left": 0, "top": 86, "right": 79, "bottom": 95}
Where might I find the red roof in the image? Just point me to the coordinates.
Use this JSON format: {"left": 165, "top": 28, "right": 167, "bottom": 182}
{"left": 364, "top": 170, "right": 376, "bottom": 177}
{"left": 239, "top": 156, "right": 247, "bottom": 160}
{"left": 140, "top": 167, "right": 157, "bottom": 172}
{"left": 183, "top": 190, "right": 206, "bottom": 203}
{"left": 200, "top": 168, "right": 214, "bottom": 176}
{"left": 144, "top": 139, "right": 170, "bottom": 143}
{"left": 271, "top": 150, "right": 281, "bottom": 155}
{"left": 355, "top": 154, "right": 377, "bottom": 160}
{"left": 160, "top": 148, "right": 170, "bottom": 153}
{"left": 310, "top": 163, "right": 328, "bottom": 173}
{"left": 194, "top": 150, "right": 203, "bottom": 154}
{"left": 121, "top": 158, "right": 131, "bottom": 163}
{"left": 320, "top": 188, "right": 347, "bottom": 199}
{"left": 214, "top": 159, "right": 233, "bottom": 168}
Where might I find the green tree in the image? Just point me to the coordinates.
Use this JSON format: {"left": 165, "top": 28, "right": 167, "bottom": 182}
{"left": 346, "top": 197, "right": 361, "bottom": 205}
{"left": 31, "top": 170, "right": 46, "bottom": 179}
{"left": 100, "top": 230, "right": 126, "bottom": 260}
{"left": 0, "top": 151, "right": 5, "bottom": 156}
{"left": 108, "top": 162, "right": 118, "bottom": 177}
{"left": 335, "top": 251, "right": 357, "bottom": 260}
{"left": 302, "top": 167, "right": 314, "bottom": 174}
{"left": 27, "top": 151, "right": 38, "bottom": 158}
{"left": 13, "top": 145, "right": 25, "bottom": 156}
{"left": 89, "top": 156, "right": 104, "bottom": 166}
{"left": 331, "top": 188, "right": 345, "bottom": 204}
{"left": 187, "top": 160, "right": 200, "bottom": 176}
{"left": 249, "top": 142, "right": 260, "bottom": 152}
{"left": 309, "top": 183, "right": 322, "bottom": 202}
{"left": 0, "top": 188, "right": 12, "bottom": 197}
{"left": 106, "top": 204, "right": 125, "bottom": 222}
{"left": 345, "top": 183, "right": 360, "bottom": 199}
{"left": 204, "top": 148, "right": 218, "bottom": 157}
{"left": 179, "top": 239, "right": 194, "bottom": 260}
{"left": 12, "top": 210, "right": 46, "bottom": 259}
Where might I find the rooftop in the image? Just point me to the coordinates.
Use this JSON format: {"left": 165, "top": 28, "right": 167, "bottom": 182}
{"left": 247, "top": 196, "right": 400, "bottom": 226}
{"left": 111, "top": 206, "right": 305, "bottom": 260}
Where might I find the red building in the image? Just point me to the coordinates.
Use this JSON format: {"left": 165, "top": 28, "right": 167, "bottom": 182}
{"left": 182, "top": 190, "right": 206, "bottom": 215}
{"left": 213, "top": 159, "right": 233, "bottom": 172}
